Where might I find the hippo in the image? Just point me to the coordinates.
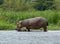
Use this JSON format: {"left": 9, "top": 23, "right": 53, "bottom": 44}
{"left": 16, "top": 17, "right": 48, "bottom": 32}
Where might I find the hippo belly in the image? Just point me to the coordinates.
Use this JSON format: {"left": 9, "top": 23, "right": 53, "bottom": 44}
{"left": 29, "top": 26, "right": 41, "bottom": 29}
{"left": 28, "top": 24, "right": 42, "bottom": 29}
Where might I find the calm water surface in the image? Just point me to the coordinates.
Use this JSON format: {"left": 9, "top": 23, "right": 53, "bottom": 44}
{"left": 0, "top": 30, "right": 60, "bottom": 44}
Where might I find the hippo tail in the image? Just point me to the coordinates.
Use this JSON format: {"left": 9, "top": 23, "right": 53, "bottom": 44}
{"left": 47, "top": 22, "right": 48, "bottom": 26}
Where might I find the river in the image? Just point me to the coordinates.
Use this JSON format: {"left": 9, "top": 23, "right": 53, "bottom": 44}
{"left": 0, "top": 30, "right": 60, "bottom": 44}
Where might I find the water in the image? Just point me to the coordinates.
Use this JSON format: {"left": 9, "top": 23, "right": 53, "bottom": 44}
{"left": 0, "top": 30, "right": 60, "bottom": 44}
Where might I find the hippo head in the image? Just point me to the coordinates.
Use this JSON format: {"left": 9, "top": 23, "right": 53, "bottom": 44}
{"left": 16, "top": 25, "right": 21, "bottom": 32}
{"left": 16, "top": 21, "right": 22, "bottom": 31}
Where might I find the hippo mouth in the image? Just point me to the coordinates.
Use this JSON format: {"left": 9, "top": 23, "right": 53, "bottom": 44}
{"left": 16, "top": 29, "right": 21, "bottom": 32}
{"left": 16, "top": 29, "right": 27, "bottom": 32}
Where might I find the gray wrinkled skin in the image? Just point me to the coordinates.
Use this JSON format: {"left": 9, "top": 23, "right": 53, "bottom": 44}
{"left": 16, "top": 17, "right": 48, "bottom": 32}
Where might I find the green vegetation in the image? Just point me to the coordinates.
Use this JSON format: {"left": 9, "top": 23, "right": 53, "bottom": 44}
{"left": 0, "top": 0, "right": 60, "bottom": 11}
{"left": 0, "top": 10, "right": 60, "bottom": 30}
{"left": 0, "top": 0, "right": 60, "bottom": 30}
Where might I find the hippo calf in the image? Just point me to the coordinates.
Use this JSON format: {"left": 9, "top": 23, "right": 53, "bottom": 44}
{"left": 16, "top": 17, "right": 48, "bottom": 32}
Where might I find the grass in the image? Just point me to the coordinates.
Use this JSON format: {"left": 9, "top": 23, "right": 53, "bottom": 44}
{"left": 0, "top": 10, "right": 60, "bottom": 30}
{"left": 0, "top": 22, "right": 15, "bottom": 30}
{"left": 48, "top": 24, "right": 60, "bottom": 30}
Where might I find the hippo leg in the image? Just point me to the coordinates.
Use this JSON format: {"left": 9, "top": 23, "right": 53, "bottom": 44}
{"left": 26, "top": 27, "right": 30, "bottom": 32}
{"left": 43, "top": 26, "right": 47, "bottom": 32}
